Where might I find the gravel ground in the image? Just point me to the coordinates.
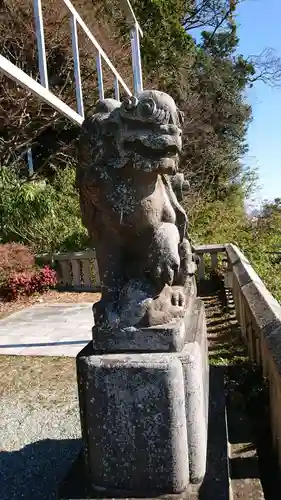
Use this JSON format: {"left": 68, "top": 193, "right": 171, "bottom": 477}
{"left": 0, "top": 356, "right": 81, "bottom": 500}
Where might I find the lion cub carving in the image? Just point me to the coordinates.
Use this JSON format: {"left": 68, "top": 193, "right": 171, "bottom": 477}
{"left": 77, "top": 90, "right": 196, "bottom": 328}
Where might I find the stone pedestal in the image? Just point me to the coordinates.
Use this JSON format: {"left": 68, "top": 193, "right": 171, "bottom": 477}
{"left": 74, "top": 298, "right": 208, "bottom": 498}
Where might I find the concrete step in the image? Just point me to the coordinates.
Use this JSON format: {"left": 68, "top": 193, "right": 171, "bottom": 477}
{"left": 201, "top": 364, "right": 264, "bottom": 500}
{"left": 226, "top": 371, "right": 265, "bottom": 500}
{"left": 197, "top": 365, "right": 230, "bottom": 500}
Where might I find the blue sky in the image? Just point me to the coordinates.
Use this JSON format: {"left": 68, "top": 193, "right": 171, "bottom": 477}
{"left": 236, "top": 0, "right": 281, "bottom": 207}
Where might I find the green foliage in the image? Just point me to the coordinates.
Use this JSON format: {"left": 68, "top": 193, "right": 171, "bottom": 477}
{"left": 128, "top": 2, "right": 255, "bottom": 199}
{"left": 131, "top": 0, "right": 194, "bottom": 89}
{"left": 190, "top": 194, "right": 281, "bottom": 302}
{"left": 0, "top": 166, "right": 89, "bottom": 253}
{"left": 240, "top": 200, "right": 281, "bottom": 302}
{"left": 181, "top": 28, "right": 253, "bottom": 196}
{"left": 189, "top": 194, "right": 247, "bottom": 245}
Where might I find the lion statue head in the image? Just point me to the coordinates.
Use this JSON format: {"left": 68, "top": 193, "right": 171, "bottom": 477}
{"left": 77, "top": 89, "right": 184, "bottom": 179}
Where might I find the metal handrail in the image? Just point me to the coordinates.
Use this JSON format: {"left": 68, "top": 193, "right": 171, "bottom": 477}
{"left": 0, "top": 0, "right": 143, "bottom": 126}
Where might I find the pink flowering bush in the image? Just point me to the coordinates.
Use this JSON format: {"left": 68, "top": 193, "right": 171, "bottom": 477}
{"left": 1, "top": 265, "right": 57, "bottom": 300}
{"left": 0, "top": 243, "right": 57, "bottom": 300}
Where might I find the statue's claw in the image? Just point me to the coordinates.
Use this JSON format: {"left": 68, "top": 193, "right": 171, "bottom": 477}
{"left": 171, "top": 290, "right": 185, "bottom": 307}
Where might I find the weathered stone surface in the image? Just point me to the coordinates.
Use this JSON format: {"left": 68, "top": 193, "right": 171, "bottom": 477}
{"left": 225, "top": 245, "right": 262, "bottom": 288}
{"left": 225, "top": 243, "right": 281, "bottom": 376}
{"left": 59, "top": 367, "right": 234, "bottom": 500}
{"left": 76, "top": 90, "right": 197, "bottom": 329}
{"left": 233, "top": 260, "right": 263, "bottom": 288}
{"left": 76, "top": 299, "right": 208, "bottom": 494}
{"left": 241, "top": 280, "right": 281, "bottom": 331}
{"left": 170, "top": 172, "right": 190, "bottom": 202}
{"left": 177, "top": 299, "right": 209, "bottom": 483}
{"left": 58, "top": 450, "right": 200, "bottom": 499}
{"left": 225, "top": 244, "right": 245, "bottom": 266}
{"left": 92, "top": 319, "right": 186, "bottom": 353}
{"left": 77, "top": 353, "right": 189, "bottom": 495}
{"left": 92, "top": 295, "right": 197, "bottom": 353}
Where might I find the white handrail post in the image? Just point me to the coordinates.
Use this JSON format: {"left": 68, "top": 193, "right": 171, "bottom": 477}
{"left": 130, "top": 24, "right": 143, "bottom": 95}
{"left": 33, "top": 0, "right": 49, "bottom": 89}
{"left": 114, "top": 77, "right": 120, "bottom": 101}
{"left": 134, "top": 24, "right": 143, "bottom": 93}
{"left": 70, "top": 14, "right": 84, "bottom": 118}
{"left": 96, "top": 52, "right": 104, "bottom": 100}
{"left": 27, "top": 148, "right": 34, "bottom": 177}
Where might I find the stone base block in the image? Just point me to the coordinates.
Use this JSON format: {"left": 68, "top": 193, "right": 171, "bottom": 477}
{"left": 77, "top": 352, "right": 189, "bottom": 495}
{"left": 75, "top": 299, "right": 208, "bottom": 497}
{"left": 92, "top": 296, "right": 197, "bottom": 354}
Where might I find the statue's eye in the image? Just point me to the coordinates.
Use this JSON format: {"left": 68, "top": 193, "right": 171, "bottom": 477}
{"left": 138, "top": 98, "right": 156, "bottom": 118}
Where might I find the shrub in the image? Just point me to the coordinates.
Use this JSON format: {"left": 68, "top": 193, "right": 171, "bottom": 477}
{"left": 2, "top": 272, "right": 33, "bottom": 300}
{"left": 0, "top": 165, "right": 89, "bottom": 253}
{"left": 0, "top": 243, "right": 35, "bottom": 285}
{"left": 2, "top": 266, "right": 57, "bottom": 300}
{"left": 33, "top": 266, "right": 57, "bottom": 292}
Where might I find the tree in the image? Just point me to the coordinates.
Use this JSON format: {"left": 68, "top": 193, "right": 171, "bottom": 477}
{"left": 182, "top": 0, "right": 239, "bottom": 34}
{"left": 180, "top": 23, "right": 254, "bottom": 200}
{"left": 0, "top": 0, "right": 272, "bottom": 254}
{"left": 0, "top": 0, "right": 133, "bottom": 172}
{"left": 248, "top": 48, "right": 281, "bottom": 88}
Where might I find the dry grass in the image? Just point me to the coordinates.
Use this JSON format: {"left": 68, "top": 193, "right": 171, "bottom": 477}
{"left": 0, "top": 355, "right": 77, "bottom": 407}
{"left": 0, "top": 289, "right": 101, "bottom": 405}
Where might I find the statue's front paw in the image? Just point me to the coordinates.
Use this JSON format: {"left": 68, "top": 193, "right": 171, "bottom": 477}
{"left": 161, "top": 284, "right": 186, "bottom": 310}
{"left": 171, "top": 289, "right": 185, "bottom": 307}
{"left": 155, "top": 262, "right": 179, "bottom": 287}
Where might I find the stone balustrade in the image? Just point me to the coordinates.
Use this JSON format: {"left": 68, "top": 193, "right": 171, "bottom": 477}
{"left": 226, "top": 243, "right": 281, "bottom": 470}
{"left": 197, "top": 242, "right": 281, "bottom": 472}
{"left": 192, "top": 243, "right": 226, "bottom": 280}
{"left": 36, "top": 250, "right": 100, "bottom": 291}
{"left": 36, "top": 244, "right": 225, "bottom": 290}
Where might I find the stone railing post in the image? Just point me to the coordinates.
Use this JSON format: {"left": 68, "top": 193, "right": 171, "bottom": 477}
{"left": 36, "top": 250, "right": 100, "bottom": 290}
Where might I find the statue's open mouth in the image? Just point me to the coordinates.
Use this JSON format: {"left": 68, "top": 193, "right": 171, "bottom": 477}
{"left": 123, "top": 139, "right": 180, "bottom": 159}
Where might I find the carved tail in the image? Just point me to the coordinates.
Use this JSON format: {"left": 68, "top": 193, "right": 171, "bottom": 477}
{"left": 162, "top": 174, "right": 188, "bottom": 242}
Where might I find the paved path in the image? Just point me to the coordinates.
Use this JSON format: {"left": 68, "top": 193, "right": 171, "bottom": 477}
{"left": 0, "top": 303, "right": 93, "bottom": 356}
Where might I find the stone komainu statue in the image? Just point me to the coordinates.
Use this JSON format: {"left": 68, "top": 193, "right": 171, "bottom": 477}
{"left": 77, "top": 90, "right": 196, "bottom": 329}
